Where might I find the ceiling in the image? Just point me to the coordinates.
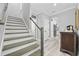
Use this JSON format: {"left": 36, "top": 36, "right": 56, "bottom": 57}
{"left": 30, "top": 3, "right": 77, "bottom": 16}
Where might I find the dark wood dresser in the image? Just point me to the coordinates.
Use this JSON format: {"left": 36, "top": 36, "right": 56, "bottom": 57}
{"left": 60, "top": 32, "right": 78, "bottom": 56}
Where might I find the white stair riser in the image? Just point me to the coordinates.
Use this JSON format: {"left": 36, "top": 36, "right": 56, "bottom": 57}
{"left": 6, "top": 26, "right": 26, "bottom": 29}
{"left": 7, "top": 22, "right": 24, "bottom": 24}
{"left": 6, "top": 23, "right": 25, "bottom": 26}
{"left": 7, "top": 19, "right": 23, "bottom": 22}
{"left": 5, "top": 30, "right": 28, "bottom": 34}
{"left": 6, "top": 22, "right": 25, "bottom": 25}
{"left": 4, "top": 37, "right": 35, "bottom": 46}
{"left": 5, "top": 33, "right": 32, "bottom": 40}
{"left": 7, "top": 21, "right": 24, "bottom": 24}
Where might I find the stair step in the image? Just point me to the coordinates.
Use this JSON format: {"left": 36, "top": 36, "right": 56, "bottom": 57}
{"left": 2, "top": 41, "right": 38, "bottom": 56}
{"left": 5, "top": 26, "right": 26, "bottom": 30}
{"left": 5, "top": 32, "right": 29, "bottom": 34}
{"left": 7, "top": 21, "right": 25, "bottom": 25}
{"left": 8, "top": 19, "right": 23, "bottom": 22}
{"left": 23, "top": 47, "right": 40, "bottom": 56}
{"left": 6, "top": 28, "right": 26, "bottom": 30}
{"left": 3, "top": 38, "right": 36, "bottom": 51}
{"left": 4, "top": 37, "right": 35, "bottom": 46}
{"left": 6, "top": 22, "right": 25, "bottom": 26}
{"left": 29, "top": 49, "right": 41, "bottom": 56}
{"left": 8, "top": 16, "right": 22, "bottom": 20}
{"left": 5, "top": 30, "right": 28, "bottom": 34}
{"left": 4, "top": 33, "right": 33, "bottom": 41}
{"left": 7, "top": 21, "right": 23, "bottom": 24}
{"left": 7, "top": 19, "right": 23, "bottom": 22}
{"left": 8, "top": 18, "right": 22, "bottom": 21}
{"left": 7, "top": 21, "right": 24, "bottom": 24}
{"left": 4, "top": 35, "right": 33, "bottom": 41}
{"left": 6, "top": 24, "right": 25, "bottom": 27}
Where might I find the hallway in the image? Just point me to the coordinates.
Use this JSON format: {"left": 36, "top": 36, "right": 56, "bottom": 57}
{"left": 0, "top": 3, "right": 78, "bottom": 56}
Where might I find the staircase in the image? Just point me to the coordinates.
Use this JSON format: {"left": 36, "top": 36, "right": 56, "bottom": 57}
{"left": 2, "top": 16, "right": 41, "bottom": 56}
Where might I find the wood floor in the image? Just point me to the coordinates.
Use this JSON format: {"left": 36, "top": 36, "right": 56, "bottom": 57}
{"left": 44, "top": 35, "right": 70, "bottom": 56}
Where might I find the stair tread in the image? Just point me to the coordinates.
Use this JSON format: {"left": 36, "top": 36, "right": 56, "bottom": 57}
{"left": 6, "top": 28, "right": 26, "bottom": 30}
{"left": 2, "top": 41, "right": 38, "bottom": 56}
{"left": 5, "top": 33, "right": 32, "bottom": 39}
{"left": 29, "top": 49, "right": 41, "bottom": 56}
{"left": 23, "top": 47, "right": 40, "bottom": 56}
{"left": 6, "top": 22, "right": 25, "bottom": 25}
{"left": 5, "top": 30, "right": 28, "bottom": 34}
{"left": 8, "top": 16, "right": 23, "bottom": 21}
{"left": 7, "top": 21, "right": 24, "bottom": 24}
{"left": 4, "top": 35, "right": 33, "bottom": 41}
{"left": 5, "top": 26, "right": 26, "bottom": 30}
{"left": 8, "top": 18, "right": 22, "bottom": 21}
{"left": 5, "top": 32, "right": 29, "bottom": 34}
{"left": 7, "top": 20, "right": 23, "bottom": 22}
{"left": 7, "top": 21, "right": 24, "bottom": 25}
{"left": 6, "top": 26, "right": 26, "bottom": 28}
{"left": 5, "top": 44, "right": 39, "bottom": 56}
{"left": 6, "top": 24, "right": 25, "bottom": 27}
{"left": 3, "top": 38, "right": 36, "bottom": 51}
{"left": 4, "top": 37, "right": 35, "bottom": 46}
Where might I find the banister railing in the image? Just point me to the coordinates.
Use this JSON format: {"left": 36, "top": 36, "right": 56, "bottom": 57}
{"left": 30, "top": 17, "right": 41, "bottom": 30}
{"left": 30, "top": 17, "right": 44, "bottom": 56}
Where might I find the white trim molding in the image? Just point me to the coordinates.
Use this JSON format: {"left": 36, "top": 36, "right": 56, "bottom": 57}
{"left": 51, "top": 6, "right": 76, "bottom": 16}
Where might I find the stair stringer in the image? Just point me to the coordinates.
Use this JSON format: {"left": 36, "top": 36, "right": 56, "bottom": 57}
{"left": 0, "top": 16, "right": 8, "bottom": 56}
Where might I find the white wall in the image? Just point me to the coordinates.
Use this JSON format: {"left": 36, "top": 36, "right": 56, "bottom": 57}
{"left": 22, "top": 3, "right": 30, "bottom": 29}
{"left": 34, "top": 14, "right": 49, "bottom": 41}
{"left": 6, "top": 3, "right": 22, "bottom": 18}
{"left": 30, "top": 4, "right": 52, "bottom": 40}
{"left": 30, "top": 3, "right": 76, "bottom": 40}
{"left": 0, "top": 4, "right": 4, "bottom": 54}
{"left": 30, "top": 3, "right": 52, "bottom": 16}
{"left": 6, "top": 3, "right": 30, "bottom": 27}
{"left": 38, "top": 9, "right": 75, "bottom": 40}
{"left": 6, "top": 3, "right": 31, "bottom": 28}
{"left": 0, "top": 3, "right": 5, "bottom": 19}
{"left": 0, "top": 3, "right": 8, "bottom": 55}
{"left": 39, "top": 14, "right": 49, "bottom": 40}
{"left": 31, "top": 3, "right": 76, "bottom": 37}
{"left": 53, "top": 8, "right": 75, "bottom": 32}
{"left": 0, "top": 25, "right": 4, "bottom": 55}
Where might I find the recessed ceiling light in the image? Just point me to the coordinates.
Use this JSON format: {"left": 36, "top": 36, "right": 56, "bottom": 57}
{"left": 53, "top": 3, "right": 56, "bottom": 6}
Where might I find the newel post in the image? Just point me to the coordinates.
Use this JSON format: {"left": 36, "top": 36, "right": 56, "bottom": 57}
{"left": 40, "top": 27, "right": 44, "bottom": 56}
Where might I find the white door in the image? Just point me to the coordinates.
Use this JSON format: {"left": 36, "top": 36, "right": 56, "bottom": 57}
{"left": 51, "top": 21, "right": 54, "bottom": 38}
{"left": 50, "top": 18, "right": 57, "bottom": 38}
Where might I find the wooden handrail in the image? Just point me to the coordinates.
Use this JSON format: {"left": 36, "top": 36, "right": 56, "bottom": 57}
{"left": 30, "top": 17, "right": 44, "bottom": 56}
{"left": 30, "top": 17, "right": 41, "bottom": 30}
